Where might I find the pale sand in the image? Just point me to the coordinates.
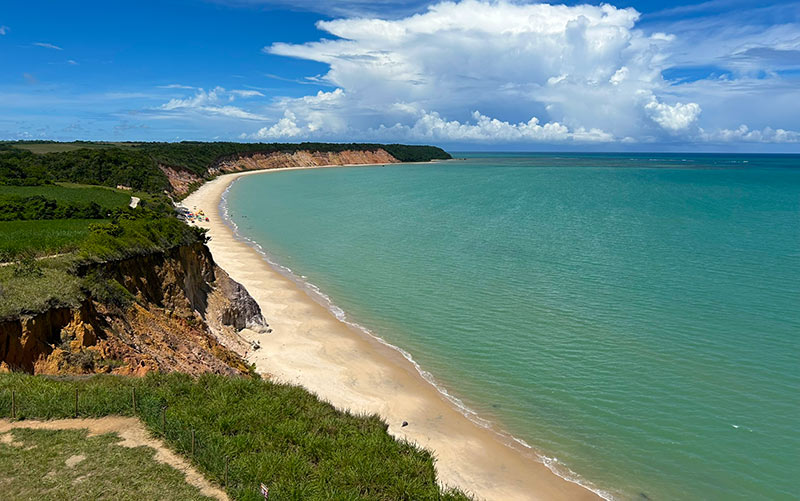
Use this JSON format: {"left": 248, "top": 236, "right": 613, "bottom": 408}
{"left": 183, "top": 165, "right": 601, "bottom": 501}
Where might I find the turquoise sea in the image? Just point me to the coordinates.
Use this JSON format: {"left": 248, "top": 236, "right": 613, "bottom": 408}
{"left": 225, "top": 153, "right": 800, "bottom": 500}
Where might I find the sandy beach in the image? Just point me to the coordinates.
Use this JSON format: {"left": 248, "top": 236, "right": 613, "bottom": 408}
{"left": 183, "top": 164, "right": 601, "bottom": 501}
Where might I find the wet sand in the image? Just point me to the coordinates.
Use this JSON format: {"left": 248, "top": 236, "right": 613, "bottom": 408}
{"left": 183, "top": 165, "right": 601, "bottom": 501}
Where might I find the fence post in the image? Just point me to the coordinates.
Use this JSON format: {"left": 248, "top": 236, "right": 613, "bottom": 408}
{"left": 74, "top": 388, "right": 79, "bottom": 418}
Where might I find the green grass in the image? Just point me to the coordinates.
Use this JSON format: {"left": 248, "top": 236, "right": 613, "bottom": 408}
{"left": 0, "top": 259, "right": 84, "bottom": 319}
{"left": 0, "top": 373, "right": 470, "bottom": 501}
{"left": 0, "top": 185, "right": 135, "bottom": 258}
{"left": 78, "top": 217, "right": 205, "bottom": 261}
{"left": 0, "top": 216, "right": 204, "bottom": 318}
{"left": 0, "top": 183, "right": 133, "bottom": 210}
{"left": 0, "top": 428, "right": 216, "bottom": 500}
{"left": 0, "top": 219, "right": 101, "bottom": 258}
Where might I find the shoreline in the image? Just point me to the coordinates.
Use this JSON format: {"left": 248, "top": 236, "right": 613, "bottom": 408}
{"left": 183, "top": 163, "right": 603, "bottom": 501}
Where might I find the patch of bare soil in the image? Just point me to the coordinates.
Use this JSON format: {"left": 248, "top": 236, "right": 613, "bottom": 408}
{"left": 0, "top": 417, "right": 227, "bottom": 501}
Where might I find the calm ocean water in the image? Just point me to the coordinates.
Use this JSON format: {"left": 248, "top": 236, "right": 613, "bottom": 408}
{"left": 226, "top": 153, "right": 800, "bottom": 500}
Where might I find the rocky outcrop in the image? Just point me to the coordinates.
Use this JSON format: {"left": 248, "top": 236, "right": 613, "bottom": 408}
{"left": 161, "top": 149, "right": 400, "bottom": 197}
{"left": 207, "top": 266, "right": 266, "bottom": 333}
{"left": 0, "top": 243, "right": 267, "bottom": 376}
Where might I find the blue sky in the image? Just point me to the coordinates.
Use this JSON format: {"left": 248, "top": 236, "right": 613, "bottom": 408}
{"left": 1, "top": 0, "right": 799, "bottom": 151}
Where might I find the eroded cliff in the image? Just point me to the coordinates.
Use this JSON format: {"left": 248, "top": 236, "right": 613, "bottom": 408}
{"left": 161, "top": 148, "right": 399, "bottom": 196}
{"left": 0, "top": 243, "right": 267, "bottom": 376}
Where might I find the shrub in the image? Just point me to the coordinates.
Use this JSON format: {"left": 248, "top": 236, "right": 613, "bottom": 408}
{"left": 82, "top": 270, "right": 134, "bottom": 308}
{"left": 12, "top": 253, "right": 43, "bottom": 278}
{"left": 89, "top": 222, "right": 123, "bottom": 237}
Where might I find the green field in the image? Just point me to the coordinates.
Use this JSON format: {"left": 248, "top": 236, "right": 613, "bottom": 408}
{"left": 0, "top": 184, "right": 161, "bottom": 259}
{"left": 0, "top": 428, "right": 216, "bottom": 500}
{"left": 0, "top": 219, "right": 100, "bottom": 258}
{"left": 0, "top": 183, "right": 133, "bottom": 209}
{"left": 0, "top": 373, "right": 469, "bottom": 501}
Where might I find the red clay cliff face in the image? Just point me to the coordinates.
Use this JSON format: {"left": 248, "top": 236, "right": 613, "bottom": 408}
{"left": 0, "top": 244, "right": 267, "bottom": 376}
{"left": 0, "top": 306, "right": 89, "bottom": 373}
{"left": 210, "top": 149, "right": 399, "bottom": 177}
{"left": 160, "top": 149, "right": 399, "bottom": 197}
{"left": 159, "top": 164, "right": 203, "bottom": 197}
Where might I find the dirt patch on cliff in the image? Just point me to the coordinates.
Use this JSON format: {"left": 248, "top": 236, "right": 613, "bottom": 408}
{"left": 160, "top": 164, "right": 203, "bottom": 195}
{"left": 0, "top": 417, "right": 228, "bottom": 501}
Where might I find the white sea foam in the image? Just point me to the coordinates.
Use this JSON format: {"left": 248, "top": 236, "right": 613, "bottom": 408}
{"left": 219, "top": 178, "right": 614, "bottom": 501}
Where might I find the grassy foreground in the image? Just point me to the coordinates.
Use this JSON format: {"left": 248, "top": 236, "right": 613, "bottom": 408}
{"left": 0, "top": 373, "right": 469, "bottom": 501}
{"left": 0, "top": 428, "right": 215, "bottom": 500}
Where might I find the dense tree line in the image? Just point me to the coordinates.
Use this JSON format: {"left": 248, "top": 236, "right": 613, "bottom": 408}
{"left": 0, "top": 146, "right": 169, "bottom": 191}
{"left": 1, "top": 141, "right": 451, "bottom": 194}
{"left": 137, "top": 141, "right": 451, "bottom": 176}
{"left": 0, "top": 195, "right": 105, "bottom": 221}
{"left": 0, "top": 146, "right": 53, "bottom": 186}
{"left": 381, "top": 144, "right": 452, "bottom": 162}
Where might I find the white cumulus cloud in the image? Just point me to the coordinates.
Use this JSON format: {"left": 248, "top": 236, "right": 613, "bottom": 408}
{"left": 253, "top": 110, "right": 304, "bottom": 138}
{"left": 256, "top": 0, "right": 708, "bottom": 143}
{"left": 644, "top": 98, "right": 702, "bottom": 132}
{"left": 376, "top": 110, "right": 615, "bottom": 142}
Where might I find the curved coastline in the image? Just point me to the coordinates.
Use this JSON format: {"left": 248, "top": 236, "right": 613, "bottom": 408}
{"left": 183, "top": 164, "right": 604, "bottom": 501}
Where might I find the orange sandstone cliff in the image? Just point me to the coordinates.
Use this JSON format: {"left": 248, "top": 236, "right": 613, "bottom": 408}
{"left": 160, "top": 148, "right": 399, "bottom": 196}
{"left": 0, "top": 243, "right": 266, "bottom": 376}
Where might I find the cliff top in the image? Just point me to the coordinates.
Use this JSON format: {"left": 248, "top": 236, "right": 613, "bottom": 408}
{"left": 1, "top": 141, "right": 451, "bottom": 193}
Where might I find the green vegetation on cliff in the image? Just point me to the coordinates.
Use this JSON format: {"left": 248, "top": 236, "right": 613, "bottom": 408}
{"left": 142, "top": 141, "right": 451, "bottom": 175}
{"left": 0, "top": 258, "right": 84, "bottom": 319}
{"left": 0, "top": 215, "right": 206, "bottom": 319}
{"left": 0, "top": 219, "right": 97, "bottom": 258}
{"left": 0, "top": 197, "right": 106, "bottom": 221}
{"left": 0, "top": 146, "right": 169, "bottom": 192}
{"left": 1, "top": 141, "right": 451, "bottom": 192}
{"left": 0, "top": 373, "right": 469, "bottom": 500}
